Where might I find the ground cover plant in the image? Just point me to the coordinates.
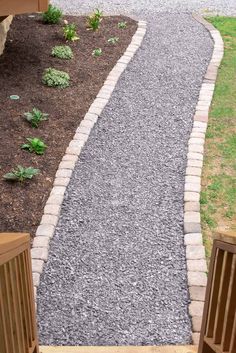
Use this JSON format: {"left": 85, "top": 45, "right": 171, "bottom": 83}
{"left": 21, "top": 138, "right": 47, "bottom": 155}
{"left": 87, "top": 9, "right": 103, "bottom": 31}
{"left": 42, "top": 4, "right": 62, "bottom": 24}
{"left": 63, "top": 23, "right": 80, "bottom": 41}
{"left": 118, "top": 21, "right": 127, "bottom": 29}
{"left": 201, "top": 17, "right": 236, "bottom": 259}
{"left": 24, "top": 108, "right": 48, "bottom": 127}
{"left": 51, "top": 45, "right": 73, "bottom": 59}
{"left": 92, "top": 48, "right": 102, "bottom": 56}
{"left": 108, "top": 37, "right": 119, "bottom": 45}
{"left": 42, "top": 68, "right": 70, "bottom": 88}
{"left": 0, "top": 14, "right": 137, "bottom": 236}
{"left": 4, "top": 166, "right": 39, "bottom": 182}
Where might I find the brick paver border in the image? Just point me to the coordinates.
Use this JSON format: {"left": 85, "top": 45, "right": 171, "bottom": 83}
{"left": 31, "top": 19, "right": 147, "bottom": 300}
{"left": 185, "top": 15, "right": 224, "bottom": 345}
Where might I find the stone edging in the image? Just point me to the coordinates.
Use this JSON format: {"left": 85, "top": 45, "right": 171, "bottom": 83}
{"left": 31, "top": 20, "right": 147, "bottom": 301}
{"left": 185, "top": 15, "right": 224, "bottom": 345}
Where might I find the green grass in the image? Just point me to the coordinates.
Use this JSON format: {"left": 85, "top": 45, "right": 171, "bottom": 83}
{"left": 201, "top": 17, "right": 236, "bottom": 259}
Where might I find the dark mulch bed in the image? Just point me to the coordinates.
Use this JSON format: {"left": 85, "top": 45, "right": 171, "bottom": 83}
{"left": 0, "top": 14, "right": 137, "bottom": 237}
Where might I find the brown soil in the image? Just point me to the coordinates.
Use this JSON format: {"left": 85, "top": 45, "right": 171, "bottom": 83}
{"left": 0, "top": 14, "right": 137, "bottom": 237}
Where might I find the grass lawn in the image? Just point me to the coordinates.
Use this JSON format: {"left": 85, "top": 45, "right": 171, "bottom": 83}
{"left": 201, "top": 17, "right": 236, "bottom": 260}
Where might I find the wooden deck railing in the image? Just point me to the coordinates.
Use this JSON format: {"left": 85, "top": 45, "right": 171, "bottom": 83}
{"left": 199, "top": 230, "right": 236, "bottom": 353}
{"left": 0, "top": 233, "right": 39, "bottom": 353}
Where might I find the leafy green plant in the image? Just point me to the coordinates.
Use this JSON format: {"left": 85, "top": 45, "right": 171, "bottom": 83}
{"left": 118, "top": 21, "right": 127, "bottom": 29}
{"left": 51, "top": 45, "right": 73, "bottom": 59}
{"left": 108, "top": 36, "right": 119, "bottom": 44}
{"left": 92, "top": 48, "right": 102, "bottom": 57}
{"left": 4, "top": 166, "right": 39, "bottom": 182}
{"left": 24, "top": 108, "right": 48, "bottom": 128}
{"left": 63, "top": 23, "right": 80, "bottom": 41}
{"left": 87, "top": 9, "right": 103, "bottom": 31}
{"left": 21, "top": 138, "right": 47, "bottom": 155}
{"left": 42, "top": 4, "right": 62, "bottom": 24}
{"left": 42, "top": 68, "right": 70, "bottom": 88}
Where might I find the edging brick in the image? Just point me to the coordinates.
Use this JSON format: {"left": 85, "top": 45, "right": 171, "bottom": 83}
{"left": 185, "top": 14, "right": 224, "bottom": 344}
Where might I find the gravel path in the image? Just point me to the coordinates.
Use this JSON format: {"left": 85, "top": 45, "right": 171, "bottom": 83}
{"left": 37, "top": 9, "right": 215, "bottom": 345}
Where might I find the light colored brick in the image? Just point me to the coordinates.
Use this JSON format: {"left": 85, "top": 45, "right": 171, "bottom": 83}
{"left": 50, "top": 186, "right": 66, "bottom": 196}
{"left": 84, "top": 113, "right": 98, "bottom": 123}
{"left": 190, "top": 132, "right": 205, "bottom": 139}
{"left": 189, "top": 301, "right": 204, "bottom": 317}
{"left": 88, "top": 105, "right": 104, "bottom": 116}
{"left": 187, "top": 152, "right": 203, "bottom": 161}
{"left": 46, "top": 194, "right": 64, "bottom": 206}
{"left": 186, "top": 245, "right": 205, "bottom": 259}
{"left": 184, "top": 202, "right": 200, "bottom": 212}
{"left": 184, "top": 192, "right": 200, "bottom": 202}
{"left": 44, "top": 204, "right": 61, "bottom": 216}
{"left": 53, "top": 177, "right": 70, "bottom": 187}
{"left": 192, "top": 316, "right": 203, "bottom": 332}
{"left": 187, "top": 159, "right": 203, "bottom": 168}
{"left": 80, "top": 119, "right": 95, "bottom": 129}
{"left": 33, "top": 236, "right": 50, "bottom": 248}
{"left": 188, "top": 144, "right": 204, "bottom": 154}
{"left": 36, "top": 224, "right": 55, "bottom": 238}
{"left": 62, "top": 154, "right": 78, "bottom": 162}
{"left": 73, "top": 133, "right": 89, "bottom": 142}
{"left": 65, "top": 147, "right": 82, "bottom": 156}
{"left": 185, "top": 176, "right": 201, "bottom": 184}
{"left": 40, "top": 214, "right": 58, "bottom": 227}
{"left": 69, "top": 139, "right": 85, "bottom": 148}
{"left": 187, "top": 259, "right": 207, "bottom": 272}
{"left": 189, "top": 286, "right": 206, "bottom": 301}
{"left": 192, "top": 332, "right": 200, "bottom": 345}
{"left": 188, "top": 138, "right": 205, "bottom": 145}
{"left": 185, "top": 183, "right": 201, "bottom": 193}
{"left": 184, "top": 222, "right": 201, "bottom": 234}
{"left": 32, "top": 259, "right": 44, "bottom": 274}
{"left": 56, "top": 169, "right": 72, "bottom": 178}
{"left": 31, "top": 247, "right": 48, "bottom": 261}
{"left": 186, "top": 167, "right": 202, "bottom": 176}
{"left": 59, "top": 161, "right": 76, "bottom": 170}
{"left": 32, "top": 272, "right": 40, "bottom": 287}
{"left": 184, "top": 233, "right": 203, "bottom": 245}
{"left": 184, "top": 212, "right": 201, "bottom": 223}
{"left": 76, "top": 125, "right": 91, "bottom": 135}
{"left": 188, "top": 271, "right": 207, "bottom": 287}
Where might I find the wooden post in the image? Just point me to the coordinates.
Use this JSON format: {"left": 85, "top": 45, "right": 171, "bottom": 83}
{"left": 198, "top": 231, "right": 236, "bottom": 353}
{"left": 0, "top": 233, "right": 39, "bottom": 353}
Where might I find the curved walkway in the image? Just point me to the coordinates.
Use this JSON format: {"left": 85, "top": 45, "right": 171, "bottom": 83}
{"left": 37, "top": 10, "right": 214, "bottom": 346}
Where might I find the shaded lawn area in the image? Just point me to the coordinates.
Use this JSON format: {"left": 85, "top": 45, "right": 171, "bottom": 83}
{"left": 201, "top": 17, "right": 236, "bottom": 259}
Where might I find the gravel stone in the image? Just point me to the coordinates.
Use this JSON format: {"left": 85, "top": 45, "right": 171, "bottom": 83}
{"left": 36, "top": 3, "right": 225, "bottom": 346}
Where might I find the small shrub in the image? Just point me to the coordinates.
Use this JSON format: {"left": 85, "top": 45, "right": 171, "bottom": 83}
{"left": 87, "top": 9, "right": 103, "bottom": 31}
{"left": 108, "top": 37, "right": 119, "bottom": 45}
{"left": 51, "top": 45, "right": 73, "bottom": 59}
{"left": 42, "top": 4, "right": 62, "bottom": 24}
{"left": 21, "top": 137, "right": 47, "bottom": 155}
{"left": 63, "top": 23, "right": 80, "bottom": 41}
{"left": 118, "top": 21, "right": 127, "bottom": 29}
{"left": 4, "top": 166, "right": 39, "bottom": 182}
{"left": 24, "top": 108, "right": 48, "bottom": 128}
{"left": 42, "top": 68, "right": 70, "bottom": 88}
{"left": 92, "top": 48, "right": 102, "bottom": 57}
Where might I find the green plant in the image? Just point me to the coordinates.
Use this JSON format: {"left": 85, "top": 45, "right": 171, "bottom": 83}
{"left": 87, "top": 9, "right": 103, "bottom": 31}
{"left": 118, "top": 21, "right": 127, "bottom": 29}
{"left": 92, "top": 48, "right": 102, "bottom": 57}
{"left": 42, "top": 4, "right": 62, "bottom": 24}
{"left": 24, "top": 108, "right": 48, "bottom": 128}
{"left": 51, "top": 45, "right": 73, "bottom": 59}
{"left": 108, "top": 36, "right": 119, "bottom": 44}
{"left": 4, "top": 166, "right": 39, "bottom": 182}
{"left": 42, "top": 68, "right": 70, "bottom": 88}
{"left": 63, "top": 23, "right": 80, "bottom": 41}
{"left": 21, "top": 137, "right": 47, "bottom": 155}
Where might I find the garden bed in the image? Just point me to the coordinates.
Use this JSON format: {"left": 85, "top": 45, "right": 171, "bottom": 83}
{"left": 0, "top": 13, "right": 137, "bottom": 237}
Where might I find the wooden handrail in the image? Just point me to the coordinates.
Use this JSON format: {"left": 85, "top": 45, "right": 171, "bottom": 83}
{"left": 0, "top": 0, "right": 48, "bottom": 16}
{"left": 198, "top": 230, "right": 236, "bottom": 353}
{"left": 0, "top": 233, "right": 39, "bottom": 353}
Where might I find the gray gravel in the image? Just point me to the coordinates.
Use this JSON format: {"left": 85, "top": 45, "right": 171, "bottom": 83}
{"left": 37, "top": 11, "right": 214, "bottom": 345}
{"left": 52, "top": 0, "right": 236, "bottom": 16}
